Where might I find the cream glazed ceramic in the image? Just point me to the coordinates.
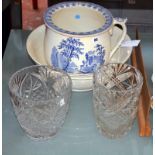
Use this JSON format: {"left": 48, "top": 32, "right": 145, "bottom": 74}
{"left": 26, "top": 25, "right": 132, "bottom": 91}
{"left": 44, "top": 1, "right": 127, "bottom": 73}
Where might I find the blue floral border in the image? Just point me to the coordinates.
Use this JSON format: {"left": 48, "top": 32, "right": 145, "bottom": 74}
{"left": 44, "top": 1, "right": 113, "bottom": 36}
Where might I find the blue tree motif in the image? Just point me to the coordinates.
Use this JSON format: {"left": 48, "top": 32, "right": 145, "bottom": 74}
{"left": 51, "top": 37, "right": 84, "bottom": 72}
{"left": 58, "top": 37, "right": 84, "bottom": 59}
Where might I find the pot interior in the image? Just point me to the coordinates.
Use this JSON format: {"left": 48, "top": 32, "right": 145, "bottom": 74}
{"left": 51, "top": 7, "right": 106, "bottom": 33}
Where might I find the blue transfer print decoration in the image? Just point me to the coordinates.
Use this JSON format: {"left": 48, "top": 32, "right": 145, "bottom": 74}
{"left": 80, "top": 44, "right": 105, "bottom": 73}
{"left": 51, "top": 47, "right": 68, "bottom": 70}
{"left": 94, "top": 38, "right": 98, "bottom": 42}
{"left": 51, "top": 37, "right": 84, "bottom": 72}
{"left": 66, "top": 62, "right": 79, "bottom": 73}
{"left": 51, "top": 38, "right": 105, "bottom": 73}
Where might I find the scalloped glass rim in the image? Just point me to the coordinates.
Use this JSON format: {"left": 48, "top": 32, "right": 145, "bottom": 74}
{"left": 8, "top": 65, "right": 72, "bottom": 102}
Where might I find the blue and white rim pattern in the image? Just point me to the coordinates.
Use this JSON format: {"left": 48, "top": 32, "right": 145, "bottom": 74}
{"left": 44, "top": 1, "right": 113, "bottom": 36}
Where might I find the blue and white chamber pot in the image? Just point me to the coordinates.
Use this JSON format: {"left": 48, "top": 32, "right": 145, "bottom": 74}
{"left": 44, "top": 1, "right": 127, "bottom": 73}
